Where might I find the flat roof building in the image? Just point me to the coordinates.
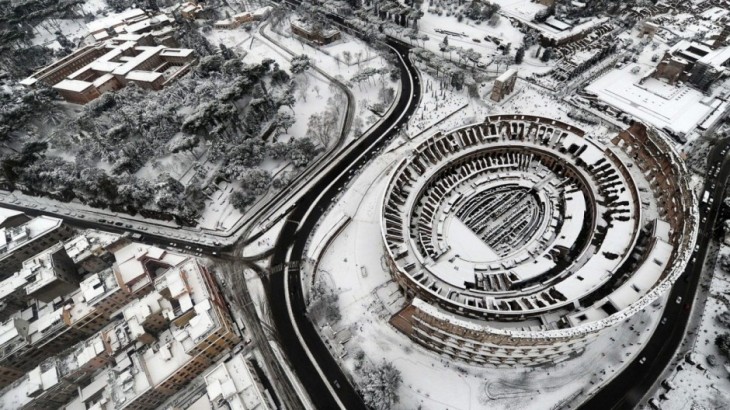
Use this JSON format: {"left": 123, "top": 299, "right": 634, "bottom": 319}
{"left": 199, "top": 353, "right": 274, "bottom": 410}
{"left": 0, "top": 215, "right": 72, "bottom": 280}
{"left": 290, "top": 19, "right": 341, "bottom": 45}
{"left": 0, "top": 332, "right": 118, "bottom": 410}
{"left": 61, "top": 256, "right": 239, "bottom": 410}
{"left": 21, "top": 37, "right": 196, "bottom": 104}
{"left": 0, "top": 243, "right": 78, "bottom": 321}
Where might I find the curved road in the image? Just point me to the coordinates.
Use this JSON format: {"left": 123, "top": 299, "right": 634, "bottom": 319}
{"left": 580, "top": 137, "right": 730, "bottom": 410}
{"left": 268, "top": 37, "right": 420, "bottom": 409}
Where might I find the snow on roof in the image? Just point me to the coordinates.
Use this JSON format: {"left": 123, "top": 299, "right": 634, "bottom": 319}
{"left": 126, "top": 70, "right": 163, "bottom": 83}
{"left": 159, "top": 48, "right": 194, "bottom": 58}
{"left": 544, "top": 17, "right": 572, "bottom": 31}
{"left": 0, "top": 208, "right": 23, "bottom": 225}
{"left": 0, "top": 319, "right": 25, "bottom": 345}
{"left": 496, "top": 68, "right": 517, "bottom": 83}
{"left": 89, "top": 60, "right": 123, "bottom": 72}
{"left": 28, "top": 307, "right": 64, "bottom": 338}
{"left": 86, "top": 8, "right": 146, "bottom": 33}
{"left": 0, "top": 216, "right": 63, "bottom": 257}
{"left": 697, "top": 45, "right": 730, "bottom": 69}
{"left": 204, "top": 353, "right": 268, "bottom": 409}
{"left": 586, "top": 64, "right": 716, "bottom": 135}
{"left": 699, "top": 100, "right": 730, "bottom": 131}
{"left": 123, "top": 292, "right": 165, "bottom": 332}
{"left": 117, "top": 257, "right": 146, "bottom": 284}
{"left": 114, "top": 33, "right": 146, "bottom": 42}
{"left": 22, "top": 247, "right": 69, "bottom": 296}
{"left": 672, "top": 40, "right": 711, "bottom": 62}
{"left": 73, "top": 333, "right": 106, "bottom": 367}
{"left": 701, "top": 6, "right": 729, "bottom": 21}
{"left": 112, "top": 46, "right": 164, "bottom": 76}
{"left": 92, "top": 31, "right": 111, "bottom": 41}
{"left": 18, "top": 77, "right": 36, "bottom": 86}
{"left": 540, "top": 16, "right": 609, "bottom": 40}
{"left": 53, "top": 79, "right": 93, "bottom": 93}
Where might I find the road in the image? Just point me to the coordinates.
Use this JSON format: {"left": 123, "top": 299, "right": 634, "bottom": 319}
{"left": 580, "top": 137, "right": 730, "bottom": 410}
{"left": 217, "top": 261, "right": 298, "bottom": 409}
{"left": 267, "top": 36, "right": 420, "bottom": 409}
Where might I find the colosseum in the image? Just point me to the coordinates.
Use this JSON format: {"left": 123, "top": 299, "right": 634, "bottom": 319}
{"left": 382, "top": 115, "right": 698, "bottom": 367}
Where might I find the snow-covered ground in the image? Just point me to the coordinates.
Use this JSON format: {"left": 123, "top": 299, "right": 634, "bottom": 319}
{"left": 405, "top": 67, "right": 612, "bottom": 143}
{"left": 204, "top": 25, "right": 345, "bottom": 146}
{"left": 243, "top": 217, "right": 285, "bottom": 258}
{"left": 646, "top": 244, "right": 730, "bottom": 409}
{"left": 261, "top": 19, "right": 399, "bottom": 138}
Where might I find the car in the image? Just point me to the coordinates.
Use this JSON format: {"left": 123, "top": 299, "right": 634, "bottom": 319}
{"left": 676, "top": 296, "right": 682, "bottom": 304}
{"left": 639, "top": 357, "right": 647, "bottom": 364}
{"left": 661, "top": 317, "right": 667, "bottom": 325}
{"left": 98, "top": 219, "right": 106, "bottom": 223}
{"left": 333, "top": 380, "right": 341, "bottom": 389}
{"left": 125, "top": 224, "right": 132, "bottom": 228}
{"left": 114, "top": 221, "right": 123, "bottom": 226}
{"left": 472, "top": 38, "right": 481, "bottom": 43}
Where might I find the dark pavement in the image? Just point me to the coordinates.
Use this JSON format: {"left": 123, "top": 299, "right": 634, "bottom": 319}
{"left": 267, "top": 38, "right": 420, "bottom": 410}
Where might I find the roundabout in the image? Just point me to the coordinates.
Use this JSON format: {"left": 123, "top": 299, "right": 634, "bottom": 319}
{"left": 382, "top": 115, "right": 698, "bottom": 366}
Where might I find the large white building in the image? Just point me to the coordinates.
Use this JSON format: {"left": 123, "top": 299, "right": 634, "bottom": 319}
{"left": 382, "top": 115, "right": 697, "bottom": 366}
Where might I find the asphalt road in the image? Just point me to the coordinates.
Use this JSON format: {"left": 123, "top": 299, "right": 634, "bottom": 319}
{"left": 580, "top": 137, "right": 730, "bottom": 410}
{"left": 268, "top": 37, "right": 420, "bottom": 409}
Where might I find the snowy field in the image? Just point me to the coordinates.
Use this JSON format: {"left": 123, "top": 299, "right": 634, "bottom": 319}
{"left": 414, "top": 1, "right": 525, "bottom": 66}
{"left": 405, "top": 70, "right": 613, "bottom": 143}
{"left": 261, "top": 19, "right": 399, "bottom": 138}
{"left": 646, "top": 244, "right": 730, "bottom": 409}
{"left": 301, "top": 101, "right": 662, "bottom": 409}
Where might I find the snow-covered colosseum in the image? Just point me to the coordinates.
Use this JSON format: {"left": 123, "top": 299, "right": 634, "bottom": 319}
{"left": 382, "top": 115, "right": 698, "bottom": 367}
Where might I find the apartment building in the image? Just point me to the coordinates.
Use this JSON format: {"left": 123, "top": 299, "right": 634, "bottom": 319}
{"left": 0, "top": 215, "right": 72, "bottom": 278}
{"left": 0, "top": 244, "right": 79, "bottom": 321}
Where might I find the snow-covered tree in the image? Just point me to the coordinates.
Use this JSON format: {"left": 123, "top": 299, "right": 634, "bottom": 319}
{"left": 360, "top": 360, "right": 402, "bottom": 410}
